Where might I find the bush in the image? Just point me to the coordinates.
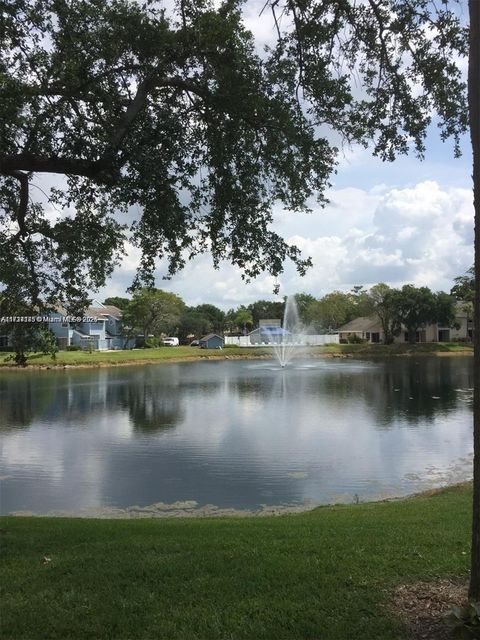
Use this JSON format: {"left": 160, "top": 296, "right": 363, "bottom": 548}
{"left": 347, "top": 334, "right": 367, "bottom": 344}
{"left": 66, "top": 345, "right": 81, "bottom": 351}
{"left": 145, "top": 337, "right": 161, "bottom": 348}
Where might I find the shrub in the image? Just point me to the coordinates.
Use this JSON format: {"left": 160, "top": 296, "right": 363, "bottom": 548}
{"left": 66, "top": 345, "right": 81, "bottom": 351}
{"left": 145, "top": 337, "right": 161, "bottom": 348}
{"left": 347, "top": 334, "right": 366, "bottom": 344}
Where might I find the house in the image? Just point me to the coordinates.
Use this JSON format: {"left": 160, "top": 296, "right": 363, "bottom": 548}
{"left": 338, "top": 303, "right": 472, "bottom": 344}
{"left": 248, "top": 325, "right": 291, "bottom": 345}
{"left": 199, "top": 333, "right": 224, "bottom": 349}
{"left": 0, "top": 300, "right": 135, "bottom": 352}
{"left": 48, "top": 301, "right": 135, "bottom": 350}
{"left": 438, "top": 304, "right": 473, "bottom": 342}
{"left": 337, "top": 316, "right": 384, "bottom": 343}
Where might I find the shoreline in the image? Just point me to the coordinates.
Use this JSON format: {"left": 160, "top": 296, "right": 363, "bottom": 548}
{"left": 0, "top": 346, "right": 473, "bottom": 371}
{"left": 4, "top": 481, "right": 473, "bottom": 520}
{"left": 2, "top": 482, "right": 471, "bottom": 640}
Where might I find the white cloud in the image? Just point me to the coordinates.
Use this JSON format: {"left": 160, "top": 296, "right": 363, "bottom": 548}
{"left": 98, "top": 179, "right": 473, "bottom": 308}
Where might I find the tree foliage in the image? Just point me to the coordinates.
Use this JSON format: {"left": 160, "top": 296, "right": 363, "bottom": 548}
{"left": 393, "top": 284, "right": 457, "bottom": 344}
{"left": 178, "top": 309, "right": 212, "bottom": 342}
{"left": 247, "top": 299, "right": 285, "bottom": 326}
{"left": 292, "top": 293, "right": 316, "bottom": 325}
{"left": 308, "top": 291, "right": 354, "bottom": 331}
{"left": 192, "top": 304, "right": 225, "bottom": 333}
{"left": 122, "top": 288, "right": 185, "bottom": 344}
{"left": 103, "top": 297, "right": 131, "bottom": 312}
{"left": 349, "top": 286, "right": 375, "bottom": 318}
{"left": 369, "top": 283, "right": 401, "bottom": 344}
{"left": 0, "top": 0, "right": 468, "bottom": 310}
{"left": 234, "top": 307, "right": 253, "bottom": 335}
{"left": 451, "top": 265, "right": 475, "bottom": 320}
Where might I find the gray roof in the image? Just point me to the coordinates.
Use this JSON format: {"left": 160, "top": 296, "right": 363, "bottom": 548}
{"left": 87, "top": 305, "right": 122, "bottom": 319}
{"left": 338, "top": 315, "right": 382, "bottom": 333}
{"left": 51, "top": 304, "right": 122, "bottom": 319}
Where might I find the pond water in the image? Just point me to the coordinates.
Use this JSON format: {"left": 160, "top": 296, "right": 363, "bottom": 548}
{"left": 0, "top": 356, "right": 473, "bottom": 516}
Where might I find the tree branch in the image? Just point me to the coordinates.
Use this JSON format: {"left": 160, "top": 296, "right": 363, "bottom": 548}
{"left": 103, "top": 75, "right": 209, "bottom": 158}
{"left": 0, "top": 154, "right": 112, "bottom": 181}
{"left": 3, "top": 170, "right": 29, "bottom": 239}
{"left": 105, "top": 78, "right": 151, "bottom": 156}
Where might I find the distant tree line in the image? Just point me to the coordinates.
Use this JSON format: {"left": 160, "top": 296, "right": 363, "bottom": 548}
{"left": 0, "top": 266, "right": 473, "bottom": 362}
{"left": 104, "top": 266, "right": 474, "bottom": 346}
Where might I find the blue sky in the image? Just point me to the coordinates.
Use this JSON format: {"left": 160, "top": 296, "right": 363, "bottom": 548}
{"left": 96, "top": 1, "right": 474, "bottom": 310}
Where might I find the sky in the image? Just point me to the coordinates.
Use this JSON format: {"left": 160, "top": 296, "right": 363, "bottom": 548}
{"left": 92, "top": 0, "right": 474, "bottom": 311}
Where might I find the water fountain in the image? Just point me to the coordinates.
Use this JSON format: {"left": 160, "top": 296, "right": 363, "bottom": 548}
{"left": 272, "top": 296, "right": 307, "bottom": 368}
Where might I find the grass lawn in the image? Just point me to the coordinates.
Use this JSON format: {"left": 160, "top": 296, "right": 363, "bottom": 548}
{"left": 0, "top": 346, "right": 272, "bottom": 367}
{"left": 0, "top": 342, "right": 473, "bottom": 368}
{"left": 0, "top": 485, "right": 472, "bottom": 639}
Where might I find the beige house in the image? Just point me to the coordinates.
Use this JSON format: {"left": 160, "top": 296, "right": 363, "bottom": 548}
{"left": 338, "top": 303, "right": 472, "bottom": 344}
{"left": 337, "top": 315, "right": 384, "bottom": 343}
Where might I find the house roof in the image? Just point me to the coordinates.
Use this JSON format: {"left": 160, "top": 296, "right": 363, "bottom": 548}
{"left": 259, "top": 326, "right": 290, "bottom": 336}
{"left": 87, "top": 305, "right": 122, "bottom": 319}
{"left": 51, "top": 304, "right": 122, "bottom": 319}
{"left": 338, "top": 315, "right": 382, "bottom": 333}
{"left": 248, "top": 326, "right": 290, "bottom": 336}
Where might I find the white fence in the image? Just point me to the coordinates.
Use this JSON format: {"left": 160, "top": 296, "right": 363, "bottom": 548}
{"left": 224, "top": 334, "right": 339, "bottom": 347}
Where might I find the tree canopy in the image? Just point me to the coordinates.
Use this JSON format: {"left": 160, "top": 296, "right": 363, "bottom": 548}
{"left": 0, "top": 0, "right": 468, "bottom": 311}
{"left": 451, "top": 265, "right": 475, "bottom": 307}
{"left": 103, "top": 296, "right": 131, "bottom": 312}
{"left": 121, "top": 287, "right": 185, "bottom": 343}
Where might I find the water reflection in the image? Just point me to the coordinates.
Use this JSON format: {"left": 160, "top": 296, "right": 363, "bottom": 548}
{"left": 0, "top": 373, "right": 56, "bottom": 430}
{"left": 111, "top": 370, "right": 184, "bottom": 433}
{"left": 230, "top": 357, "right": 473, "bottom": 428}
{"left": 0, "top": 357, "right": 473, "bottom": 514}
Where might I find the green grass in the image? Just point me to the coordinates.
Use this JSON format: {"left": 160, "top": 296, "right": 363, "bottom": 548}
{"left": 0, "top": 341, "right": 472, "bottom": 368}
{"left": 0, "top": 346, "right": 272, "bottom": 367}
{"left": 0, "top": 485, "right": 472, "bottom": 639}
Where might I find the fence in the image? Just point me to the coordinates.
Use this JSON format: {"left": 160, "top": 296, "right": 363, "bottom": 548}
{"left": 224, "top": 334, "right": 339, "bottom": 347}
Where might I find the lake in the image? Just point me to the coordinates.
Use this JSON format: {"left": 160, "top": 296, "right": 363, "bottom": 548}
{"left": 0, "top": 356, "right": 473, "bottom": 516}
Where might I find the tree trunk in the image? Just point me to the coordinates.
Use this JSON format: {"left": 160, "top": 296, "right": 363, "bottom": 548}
{"left": 408, "top": 329, "right": 416, "bottom": 345}
{"left": 469, "top": 0, "right": 480, "bottom": 603}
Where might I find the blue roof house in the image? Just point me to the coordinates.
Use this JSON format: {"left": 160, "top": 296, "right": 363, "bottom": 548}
{"left": 249, "top": 326, "right": 291, "bottom": 345}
